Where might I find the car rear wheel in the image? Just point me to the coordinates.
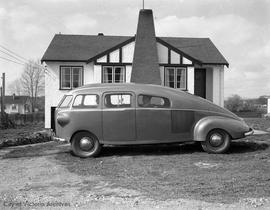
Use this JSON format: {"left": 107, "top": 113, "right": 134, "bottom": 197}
{"left": 201, "top": 129, "right": 231, "bottom": 154}
{"left": 71, "top": 131, "right": 101, "bottom": 158}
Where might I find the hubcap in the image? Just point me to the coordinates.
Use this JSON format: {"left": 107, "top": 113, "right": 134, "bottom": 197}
{"left": 209, "top": 133, "right": 223, "bottom": 147}
{"left": 79, "top": 137, "right": 94, "bottom": 151}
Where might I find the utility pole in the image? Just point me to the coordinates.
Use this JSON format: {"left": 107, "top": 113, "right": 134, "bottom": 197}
{"left": 1, "top": 73, "right": 5, "bottom": 126}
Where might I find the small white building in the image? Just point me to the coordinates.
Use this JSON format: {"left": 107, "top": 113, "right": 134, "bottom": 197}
{"left": 1, "top": 94, "right": 31, "bottom": 114}
{"left": 41, "top": 9, "right": 229, "bottom": 129}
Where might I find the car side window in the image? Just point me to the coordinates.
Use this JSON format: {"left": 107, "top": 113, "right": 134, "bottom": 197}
{"left": 73, "top": 94, "right": 99, "bottom": 108}
{"left": 105, "top": 94, "right": 132, "bottom": 108}
{"left": 59, "top": 95, "right": 73, "bottom": 108}
{"left": 138, "top": 94, "right": 170, "bottom": 108}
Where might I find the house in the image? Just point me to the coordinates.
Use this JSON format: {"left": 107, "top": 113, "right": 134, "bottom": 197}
{"left": 41, "top": 9, "right": 229, "bottom": 129}
{"left": 1, "top": 94, "right": 31, "bottom": 114}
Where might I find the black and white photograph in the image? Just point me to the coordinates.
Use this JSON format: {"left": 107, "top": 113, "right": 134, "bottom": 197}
{"left": 0, "top": 0, "right": 270, "bottom": 209}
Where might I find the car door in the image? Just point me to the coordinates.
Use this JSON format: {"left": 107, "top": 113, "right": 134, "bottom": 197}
{"left": 102, "top": 92, "right": 136, "bottom": 142}
{"left": 136, "top": 94, "right": 173, "bottom": 142}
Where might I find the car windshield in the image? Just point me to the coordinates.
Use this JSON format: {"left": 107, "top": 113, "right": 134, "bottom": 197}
{"left": 58, "top": 95, "right": 73, "bottom": 108}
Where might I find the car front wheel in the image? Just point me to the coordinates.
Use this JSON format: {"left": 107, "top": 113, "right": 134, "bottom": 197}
{"left": 71, "top": 131, "right": 101, "bottom": 158}
{"left": 201, "top": 129, "right": 231, "bottom": 154}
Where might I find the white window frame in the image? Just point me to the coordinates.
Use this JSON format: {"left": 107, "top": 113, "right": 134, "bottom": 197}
{"left": 102, "top": 66, "right": 126, "bottom": 83}
{"left": 164, "top": 67, "right": 187, "bottom": 90}
{"left": 60, "top": 66, "right": 83, "bottom": 90}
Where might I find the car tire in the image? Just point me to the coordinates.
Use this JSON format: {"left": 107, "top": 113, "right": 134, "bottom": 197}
{"left": 201, "top": 129, "right": 231, "bottom": 154}
{"left": 71, "top": 131, "right": 101, "bottom": 158}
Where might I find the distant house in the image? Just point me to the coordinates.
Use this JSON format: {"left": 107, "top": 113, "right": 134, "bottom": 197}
{"left": 1, "top": 94, "right": 31, "bottom": 114}
{"left": 41, "top": 9, "right": 229, "bottom": 128}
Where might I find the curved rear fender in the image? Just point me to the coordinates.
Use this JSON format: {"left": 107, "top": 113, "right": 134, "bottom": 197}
{"left": 193, "top": 116, "right": 250, "bottom": 141}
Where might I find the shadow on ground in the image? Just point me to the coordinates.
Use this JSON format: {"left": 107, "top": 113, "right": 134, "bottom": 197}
{"left": 2, "top": 139, "right": 269, "bottom": 159}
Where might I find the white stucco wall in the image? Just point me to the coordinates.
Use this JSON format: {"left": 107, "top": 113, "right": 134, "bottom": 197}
{"left": 203, "top": 65, "right": 224, "bottom": 107}
{"left": 187, "top": 66, "right": 194, "bottom": 94}
{"left": 183, "top": 57, "right": 192, "bottom": 65}
{"left": 110, "top": 49, "right": 120, "bottom": 63}
{"left": 126, "top": 65, "right": 132, "bottom": 82}
{"left": 212, "top": 65, "right": 224, "bottom": 107}
{"left": 44, "top": 61, "right": 95, "bottom": 128}
{"left": 122, "top": 41, "right": 135, "bottom": 63}
{"left": 157, "top": 43, "right": 168, "bottom": 63}
{"left": 4, "top": 104, "right": 19, "bottom": 114}
{"left": 171, "top": 50, "right": 180, "bottom": 64}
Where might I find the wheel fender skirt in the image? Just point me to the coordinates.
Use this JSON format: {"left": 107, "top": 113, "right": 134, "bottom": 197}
{"left": 193, "top": 116, "right": 250, "bottom": 141}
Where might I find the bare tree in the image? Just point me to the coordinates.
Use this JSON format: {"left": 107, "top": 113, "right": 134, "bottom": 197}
{"left": 20, "top": 60, "right": 45, "bottom": 112}
{"left": 8, "top": 79, "right": 22, "bottom": 95}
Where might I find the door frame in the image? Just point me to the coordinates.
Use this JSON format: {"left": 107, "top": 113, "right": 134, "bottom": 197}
{"left": 194, "top": 68, "right": 206, "bottom": 98}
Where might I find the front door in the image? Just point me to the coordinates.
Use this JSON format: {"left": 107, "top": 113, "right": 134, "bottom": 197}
{"left": 102, "top": 92, "right": 136, "bottom": 141}
{"left": 194, "top": 68, "right": 206, "bottom": 98}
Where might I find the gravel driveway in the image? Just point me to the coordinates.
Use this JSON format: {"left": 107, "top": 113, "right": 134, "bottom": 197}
{"left": 1, "top": 138, "right": 270, "bottom": 209}
{"left": 0, "top": 118, "right": 270, "bottom": 209}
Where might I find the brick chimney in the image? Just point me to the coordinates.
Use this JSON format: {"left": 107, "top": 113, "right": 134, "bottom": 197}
{"left": 131, "top": 9, "right": 161, "bottom": 85}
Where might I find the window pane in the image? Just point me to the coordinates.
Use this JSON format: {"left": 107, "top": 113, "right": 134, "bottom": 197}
{"left": 103, "top": 67, "right": 113, "bottom": 83}
{"left": 105, "top": 94, "right": 131, "bottom": 108}
{"left": 72, "top": 67, "right": 82, "bottom": 88}
{"left": 138, "top": 95, "right": 170, "bottom": 108}
{"left": 59, "top": 95, "right": 73, "bottom": 108}
{"left": 114, "top": 67, "right": 124, "bottom": 83}
{"left": 84, "top": 95, "right": 99, "bottom": 106}
{"left": 165, "top": 68, "right": 175, "bottom": 88}
{"left": 61, "top": 67, "right": 71, "bottom": 88}
{"left": 73, "top": 95, "right": 83, "bottom": 106}
{"left": 176, "top": 68, "right": 186, "bottom": 89}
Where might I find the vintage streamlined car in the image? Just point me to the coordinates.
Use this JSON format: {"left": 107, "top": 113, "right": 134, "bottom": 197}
{"left": 54, "top": 83, "right": 253, "bottom": 157}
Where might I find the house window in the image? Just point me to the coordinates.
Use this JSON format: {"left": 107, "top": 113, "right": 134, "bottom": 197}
{"left": 60, "top": 66, "right": 83, "bottom": 89}
{"left": 12, "top": 104, "right": 17, "bottom": 110}
{"left": 165, "top": 67, "right": 187, "bottom": 90}
{"left": 103, "top": 66, "right": 125, "bottom": 83}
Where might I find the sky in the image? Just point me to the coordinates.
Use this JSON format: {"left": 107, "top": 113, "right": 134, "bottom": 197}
{"left": 0, "top": 0, "right": 269, "bottom": 98}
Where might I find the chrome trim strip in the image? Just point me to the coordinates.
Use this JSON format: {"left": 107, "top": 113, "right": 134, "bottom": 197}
{"left": 244, "top": 129, "right": 254, "bottom": 136}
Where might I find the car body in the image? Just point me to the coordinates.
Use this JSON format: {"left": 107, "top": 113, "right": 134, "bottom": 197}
{"left": 54, "top": 83, "right": 253, "bottom": 157}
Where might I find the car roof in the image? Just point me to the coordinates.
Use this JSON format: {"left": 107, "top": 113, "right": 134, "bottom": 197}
{"left": 66, "top": 83, "right": 237, "bottom": 118}
{"left": 69, "top": 83, "right": 187, "bottom": 97}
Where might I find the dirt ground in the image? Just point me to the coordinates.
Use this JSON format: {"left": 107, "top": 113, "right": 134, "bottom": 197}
{"left": 0, "top": 118, "right": 270, "bottom": 209}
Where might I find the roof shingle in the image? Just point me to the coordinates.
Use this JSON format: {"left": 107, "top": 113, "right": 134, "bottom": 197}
{"left": 42, "top": 34, "right": 132, "bottom": 62}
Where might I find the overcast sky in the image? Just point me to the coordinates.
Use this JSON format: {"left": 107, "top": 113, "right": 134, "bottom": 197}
{"left": 0, "top": 0, "right": 269, "bottom": 98}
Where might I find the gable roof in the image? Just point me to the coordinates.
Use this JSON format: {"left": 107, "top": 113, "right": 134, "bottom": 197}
{"left": 41, "top": 34, "right": 132, "bottom": 62}
{"left": 131, "top": 9, "right": 161, "bottom": 85}
{"left": 3, "top": 95, "right": 29, "bottom": 105}
{"left": 41, "top": 35, "right": 228, "bottom": 66}
{"left": 159, "top": 37, "right": 228, "bottom": 66}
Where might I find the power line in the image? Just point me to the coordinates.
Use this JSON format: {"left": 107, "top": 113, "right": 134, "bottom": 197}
{"left": 0, "top": 49, "right": 26, "bottom": 63}
{"left": 0, "top": 56, "right": 25, "bottom": 66}
{"left": 0, "top": 44, "right": 29, "bottom": 62}
{"left": 0, "top": 43, "right": 55, "bottom": 78}
{"left": 0, "top": 44, "right": 47, "bottom": 70}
